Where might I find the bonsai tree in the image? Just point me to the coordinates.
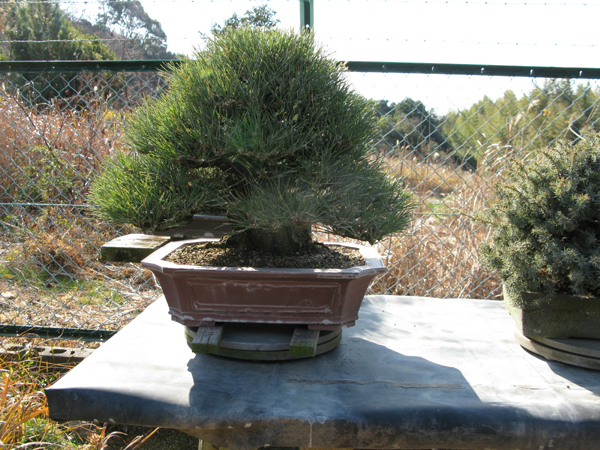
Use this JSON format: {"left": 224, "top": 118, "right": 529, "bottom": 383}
{"left": 89, "top": 28, "right": 414, "bottom": 255}
{"left": 479, "top": 129, "right": 600, "bottom": 303}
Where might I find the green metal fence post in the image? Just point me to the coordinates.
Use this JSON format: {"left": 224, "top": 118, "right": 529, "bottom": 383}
{"left": 300, "top": 0, "right": 314, "bottom": 30}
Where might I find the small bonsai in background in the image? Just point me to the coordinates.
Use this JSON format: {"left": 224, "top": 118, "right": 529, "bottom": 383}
{"left": 89, "top": 27, "right": 414, "bottom": 256}
{"left": 479, "top": 129, "right": 600, "bottom": 304}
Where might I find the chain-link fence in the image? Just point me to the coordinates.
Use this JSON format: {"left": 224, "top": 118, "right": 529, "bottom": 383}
{"left": 1, "top": 60, "right": 599, "bottom": 337}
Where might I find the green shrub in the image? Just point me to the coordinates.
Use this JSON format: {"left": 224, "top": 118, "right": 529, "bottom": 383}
{"left": 90, "top": 28, "right": 414, "bottom": 254}
{"left": 479, "top": 129, "right": 600, "bottom": 302}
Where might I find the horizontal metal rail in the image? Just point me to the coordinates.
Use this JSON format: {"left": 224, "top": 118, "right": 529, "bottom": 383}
{"left": 344, "top": 61, "right": 600, "bottom": 79}
{"left": 0, "top": 60, "right": 599, "bottom": 78}
{"left": 0, "top": 60, "right": 178, "bottom": 73}
{"left": 0, "top": 325, "right": 116, "bottom": 342}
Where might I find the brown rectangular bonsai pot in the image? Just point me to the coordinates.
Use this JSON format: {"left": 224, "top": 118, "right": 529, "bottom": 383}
{"left": 503, "top": 285, "right": 600, "bottom": 339}
{"left": 141, "top": 238, "right": 386, "bottom": 331}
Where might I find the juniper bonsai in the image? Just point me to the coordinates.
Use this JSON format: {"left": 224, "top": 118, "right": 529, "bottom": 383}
{"left": 89, "top": 27, "right": 414, "bottom": 254}
{"left": 479, "top": 129, "right": 600, "bottom": 303}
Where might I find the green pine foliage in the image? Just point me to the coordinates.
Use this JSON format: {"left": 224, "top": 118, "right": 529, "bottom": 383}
{"left": 479, "top": 129, "right": 600, "bottom": 302}
{"left": 89, "top": 152, "right": 227, "bottom": 230}
{"left": 90, "top": 28, "right": 415, "bottom": 253}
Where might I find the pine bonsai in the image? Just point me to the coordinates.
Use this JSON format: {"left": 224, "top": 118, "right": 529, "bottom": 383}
{"left": 479, "top": 129, "right": 600, "bottom": 303}
{"left": 89, "top": 28, "right": 414, "bottom": 255}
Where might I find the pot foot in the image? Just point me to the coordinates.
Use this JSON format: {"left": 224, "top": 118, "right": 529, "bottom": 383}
{"left": 514, "top": 332, "right": 600, "bottom": 371}
{"left": 184, "top": 323, "right": 342, "bottom": 360}
{"left": 308, "top": 320, "right": 355, "bottom": 331}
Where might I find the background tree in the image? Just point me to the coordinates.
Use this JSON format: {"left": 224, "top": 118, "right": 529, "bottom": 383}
{"left": 210, "top": 4, "right": 280, "bottom": 35}
{"left": 72, "top": 0, "right": 176, "bottom": 60}
{"left": 0, "top": 1, "right": 11, "bottom": 59}
{"left": 375, "top": 98, "right": 451, "bottom": 159}
{"left": 444, "top": 81, "right": 600, "bottom": 170}
{"left": 68, "top": 0, "right": 177, "bottom": 104}
{"left": 5, "top": 0, "right": 114, "bottom": 61}
{"left": 3, "top": 0, "right": 117, "bottom": 103}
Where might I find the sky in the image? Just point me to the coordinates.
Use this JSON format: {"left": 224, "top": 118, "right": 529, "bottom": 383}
{"left": 73, "top": 0, "right": 600, "bottom": 114}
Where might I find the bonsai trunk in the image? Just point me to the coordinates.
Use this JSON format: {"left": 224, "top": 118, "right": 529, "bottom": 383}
{"left": 248, "top": 225, "right": 312, "bottom": 255}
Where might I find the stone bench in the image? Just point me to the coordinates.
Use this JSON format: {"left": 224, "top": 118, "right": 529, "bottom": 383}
{"left": 45, "top": 295, "right": 600, "bottom": 450}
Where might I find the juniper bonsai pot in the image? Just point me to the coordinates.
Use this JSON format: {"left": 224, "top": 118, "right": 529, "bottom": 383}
{"left": 480, "top": 130, "right": 600, "bottom": 339}
{"left": 89, "top": 28, "right": 414, "bottom": 330}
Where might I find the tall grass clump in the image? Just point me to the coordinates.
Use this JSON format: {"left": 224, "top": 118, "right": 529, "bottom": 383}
{"left": 0, "top": 356, "right": 48, "bottom": 445}
{"left": 0, "top": 351, "right": 85, "bottom": 448}
{"left": 0, "top": 346, "right": 161, "bottom": 448}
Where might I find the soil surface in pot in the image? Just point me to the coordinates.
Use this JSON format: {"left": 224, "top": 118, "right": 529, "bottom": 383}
{"left": 164, "top": 239, "right": 366, "bottom": 269}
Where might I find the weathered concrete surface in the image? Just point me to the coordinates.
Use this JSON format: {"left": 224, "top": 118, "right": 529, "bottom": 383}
{"left": 46, "top": 296, "right": 600, "bottom": 450}
{"left": 100, "top": 234, "right": 170, "bottom": 263}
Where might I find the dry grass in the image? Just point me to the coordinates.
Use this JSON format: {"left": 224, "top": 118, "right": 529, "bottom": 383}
{"left": 366, "top": 149, "right": 502, "bottom": 299}
{"left": 1, "top": 202, "right": 159, "bottom": 330}
{"left": 0, "top": 357, "right": 48, "bottom": 446}
{"left": 0, "top": 348, "right": 86, "bottom": 448}
{"left": 0, "top": 343, "right": 170, "bottom": 449}
{"left": 0, "top": 90, "right": 161, "bottom": 331}
{"left": 0, "top": 89, "right": 124, "bottom": 205}
{"left": 385, "top": 149, "right": 469, "bottom": 198}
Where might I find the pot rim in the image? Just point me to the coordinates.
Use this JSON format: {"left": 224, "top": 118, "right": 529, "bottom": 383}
{"left": 502, "top": 283, "right": 600, "bottom": 305}
{"left": 141, "top": 238, "right": 386, "bottom": 277}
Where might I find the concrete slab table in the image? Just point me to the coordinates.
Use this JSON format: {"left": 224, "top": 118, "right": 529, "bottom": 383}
{"left": 46, "top": 296, "right": 600, "bottom": 450}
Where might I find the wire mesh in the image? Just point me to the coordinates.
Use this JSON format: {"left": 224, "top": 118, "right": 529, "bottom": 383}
{"left": 1, "top": 62, "right": 599, "bottom": 334}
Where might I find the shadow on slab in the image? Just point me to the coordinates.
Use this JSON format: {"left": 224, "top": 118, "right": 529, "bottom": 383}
{"left": 523, "top": 348, "right": 600, "bottom": 397}
{"left": 183, "top": 338, "right": 535, "bottom": 450}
